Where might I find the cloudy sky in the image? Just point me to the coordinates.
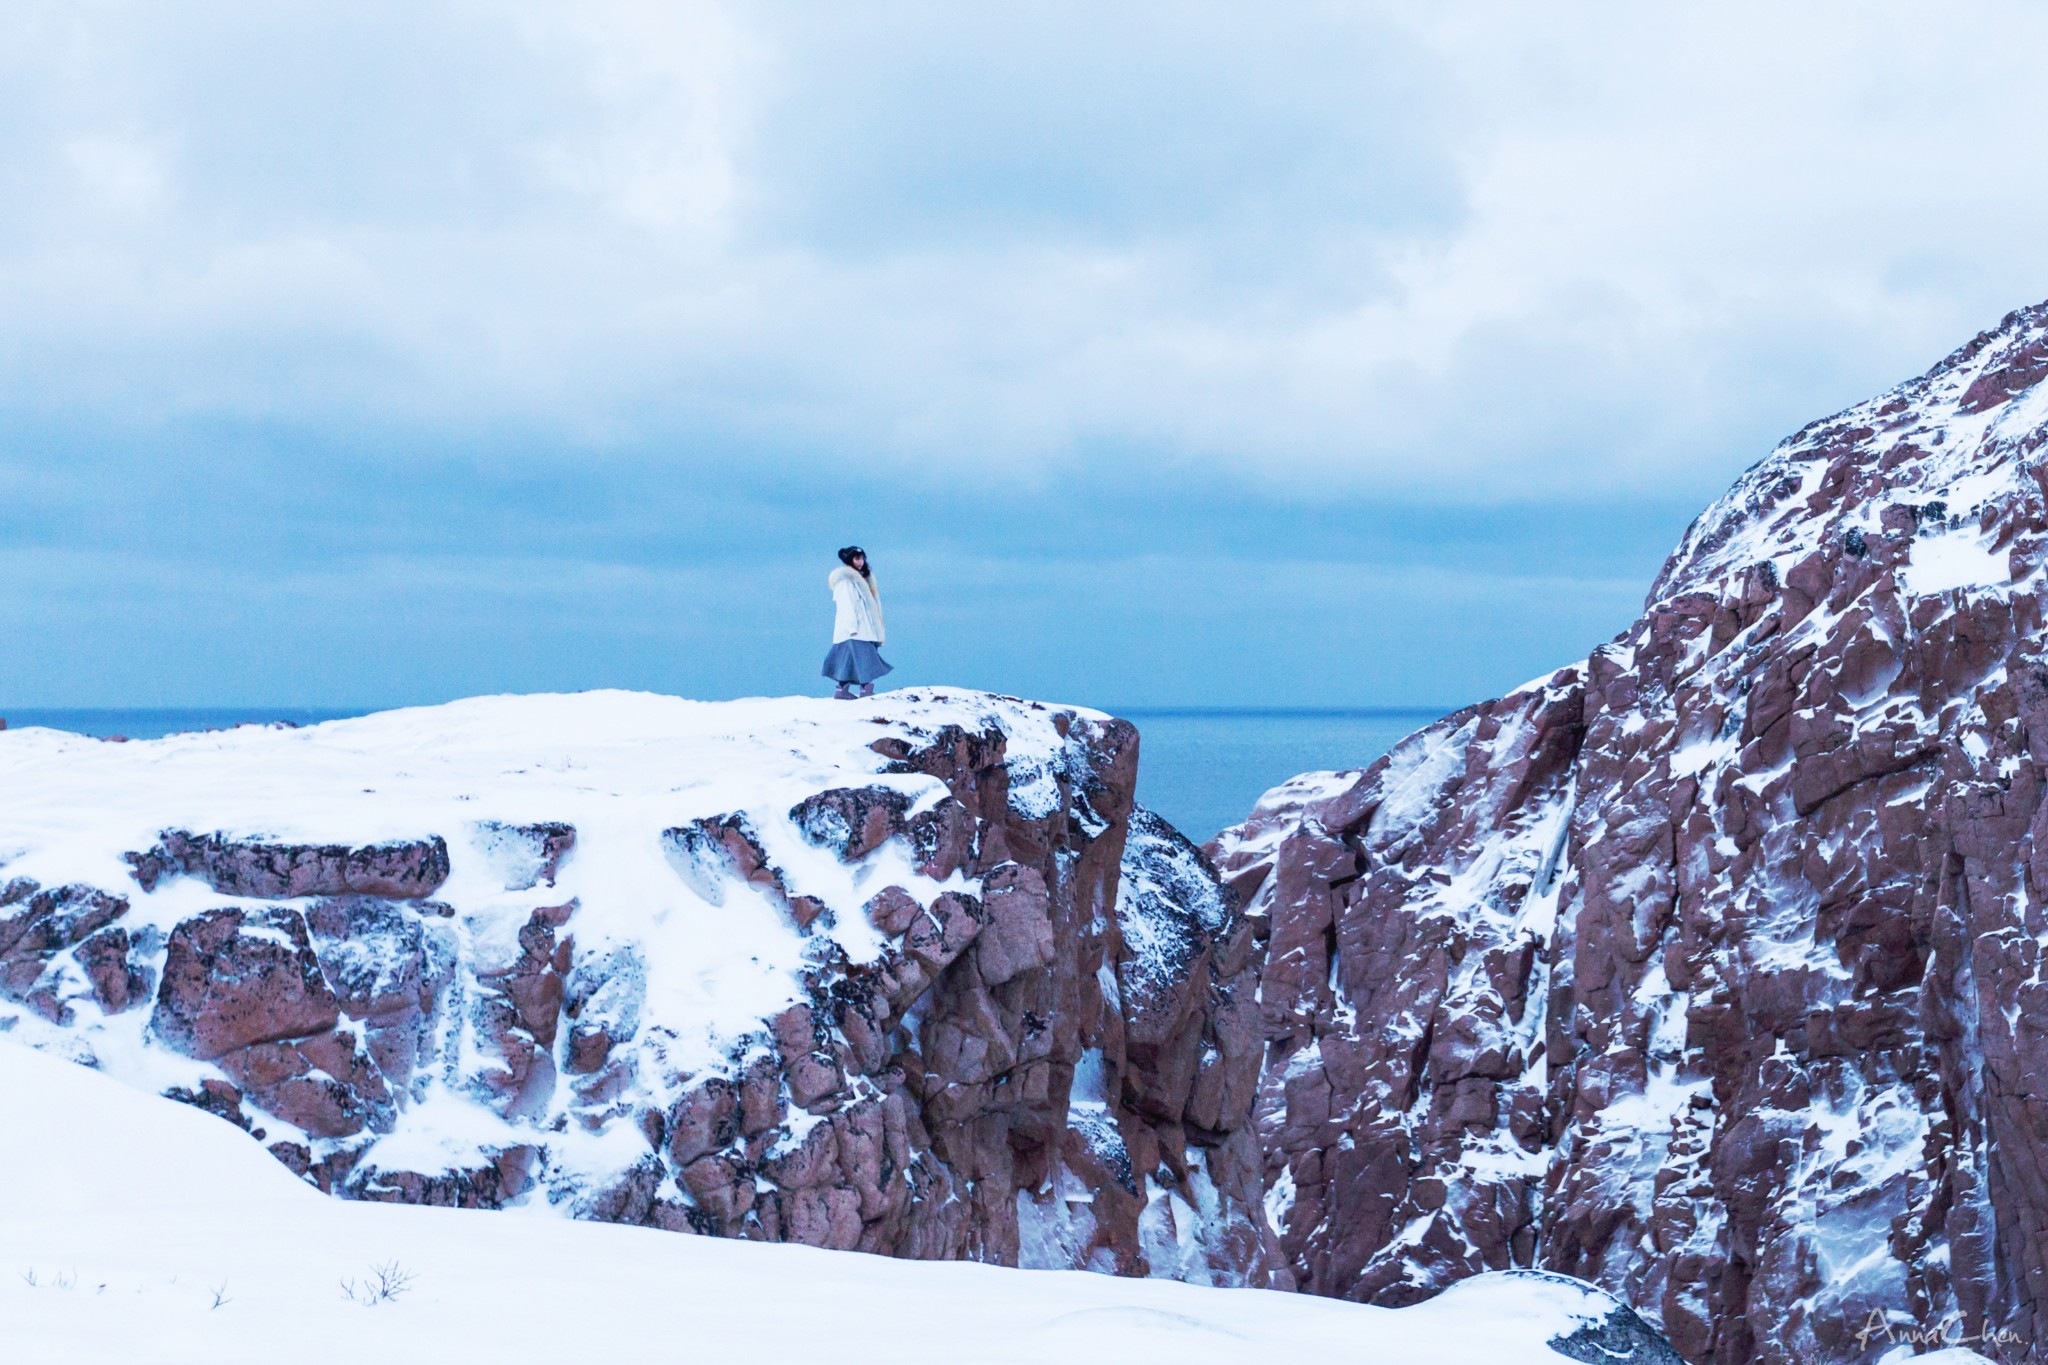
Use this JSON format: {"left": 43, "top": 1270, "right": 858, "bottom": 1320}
{"left": 5, "top": 1, "right": 2048, "bottom": 709}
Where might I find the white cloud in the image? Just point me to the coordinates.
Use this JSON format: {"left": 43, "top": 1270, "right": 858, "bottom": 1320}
{"left": 0, "top": 0, "right": 2045, "bottom": 503}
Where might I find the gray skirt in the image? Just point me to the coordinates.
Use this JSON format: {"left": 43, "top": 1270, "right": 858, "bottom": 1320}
{"left": 822, "top": 639, "right": 893, "bottom": 685}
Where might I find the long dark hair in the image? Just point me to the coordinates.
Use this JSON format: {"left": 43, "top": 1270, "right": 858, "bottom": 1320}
{"left": 837, "top": 545, "right": 872, "bottom": 582}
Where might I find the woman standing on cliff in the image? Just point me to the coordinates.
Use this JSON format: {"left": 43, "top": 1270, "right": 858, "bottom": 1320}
{"left": 823, "top": 545, "right": 892, "bottom": 699}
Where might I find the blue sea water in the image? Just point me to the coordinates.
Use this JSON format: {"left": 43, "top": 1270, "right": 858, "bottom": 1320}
{"left": 1119, "top": 708, "right": 1445, "bottom": 842}
{"left": 0, "top": 704, "right": 1446, "bottom": 845}
{"left": 1, "top": 708, "right": 367, "bottom": 741}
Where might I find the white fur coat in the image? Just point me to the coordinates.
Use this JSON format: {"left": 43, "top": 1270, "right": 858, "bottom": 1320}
{"left": 829, "top": 565, "right": 886, "bottom": 644}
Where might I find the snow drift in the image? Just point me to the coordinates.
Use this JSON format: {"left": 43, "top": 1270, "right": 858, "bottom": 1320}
{"left": 0, "top": 1033, "right": 1685, "bottom": 1364}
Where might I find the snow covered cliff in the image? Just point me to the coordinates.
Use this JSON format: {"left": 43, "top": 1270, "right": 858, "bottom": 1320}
{"left": 1212, "top": 300, "right": 2048, "bottom": 1364}
{"left": 0, "top": 688, "right": 1278, "bottom": 1284}
{"left": 21, "top": 293, "right": 2048, "bottom": 1361}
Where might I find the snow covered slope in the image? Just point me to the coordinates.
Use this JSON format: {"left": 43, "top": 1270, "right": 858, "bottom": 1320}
{"left": 1212, "top": 300, "right": 2048, "bottom": 1364}
{"left": 0, "top": 1035, "right": 1674, "bottom": 1364}
{"left": 0, "top": 689, "right": 1275, "bottom": 1282}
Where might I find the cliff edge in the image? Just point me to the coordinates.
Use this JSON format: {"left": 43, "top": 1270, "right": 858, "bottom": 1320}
{"left": 0, "top": 688, "right": 1281, "bottom": 1286}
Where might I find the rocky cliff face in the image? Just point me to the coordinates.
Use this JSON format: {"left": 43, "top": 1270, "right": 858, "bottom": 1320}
{"left": 1213, "top": 300, "right": 2048, "bottom": 1364}
{"left": 0, "top": 690, "right": 1282, "bottom": 1286}
{"left": 16, "top": 302, "right": 2048, "bottom": 1359}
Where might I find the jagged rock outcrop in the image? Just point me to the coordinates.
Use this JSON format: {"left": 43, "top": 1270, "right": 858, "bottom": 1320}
{"left": 1212, "top": 675, "right": 1581, "bottom": 1303}
{"left": 0, "top": 690, "right": 1283, "bottom": 1286}
{"left": 126, "top": 830, "right": 451, "bottom": 899}
{"left": 1212, "top": 299, "right": 2048, "bottom": 1363}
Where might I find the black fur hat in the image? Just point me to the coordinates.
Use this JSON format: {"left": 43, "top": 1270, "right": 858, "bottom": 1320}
{"left": 837, "top": 545, "right": 867, "bottom": 568}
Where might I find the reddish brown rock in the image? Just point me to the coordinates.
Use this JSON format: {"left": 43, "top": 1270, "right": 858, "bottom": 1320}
{"left": 562, "top": 946, "right": 643, "bottom": 1078}
{"left": 903, "top": 890, "right": 988, "bottom": 974}
{"left": 468, "top": 900, "right": 574, "bottom": 1120}
{"left": 215, "top": 1028, "right": 393, "bottom": 1139}
{"left": 788, "top": 786, "right": 912, "bottom": 860}
{"left": 679, "top": 1151, "right": 754, "bottom": 1231}
{"left": 862, "top": 885, "right": 924, "bottom": 937}
{"left": 18, "top": 696, "right": 1288, "bottom": 1292}
{"left": 661, "top": 816, "right": 778, "bottom": 899}
{"left": 304, "top": 897, "right": 441, "bottom": 1021}
{"left": 74, "top": 928, "right": 146, "bottom": 1014}
{"left": 1214, "top": 298, "right": 2048, "bottom": 1361}
{"left": 150, "top": 906, "right": 340, "bottom": 1060}
{"left": 1214, "top": 677, "right": 1582, "bottom": 1304}
{"left": 907, "top": 797, "right": 976, "bottom": 879}
{"left": 163, "top": 1077, "right": 255, "bottom": 1132}
{"left": 126, "top": 831, "right": 450, "bottom": 899}
{"left": 301, "top": 896, "right": 454, "bottom": 1094}
{"left": 0, "top": 884, "right": 131, "bottom": 1022}
{"left": 349, "top": 1145, "right": 538, "bottom": 1209}
{"left": 976, "top": 863, "right": 1056, "bottom": 986}
{"left": 568, "top": 1155, "right": 664, "bottom": 1225}
{"left": 667, "top": 1078, "right": 740, "bottom": 1167}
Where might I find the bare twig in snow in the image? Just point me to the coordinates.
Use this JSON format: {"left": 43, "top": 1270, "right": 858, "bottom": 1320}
{"left": 339, "top": 1260, "right": 416, "bottom": 1307}
{"left": 17, "top": 1268, "right": 76, "bottom": 1291}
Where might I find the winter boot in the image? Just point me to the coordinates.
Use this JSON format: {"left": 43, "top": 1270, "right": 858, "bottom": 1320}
{"left": 833, "top": 683, "right": 854, "bottom": 700}
{"left": 858, "top": 682, "right": 875, "bottom": 698}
